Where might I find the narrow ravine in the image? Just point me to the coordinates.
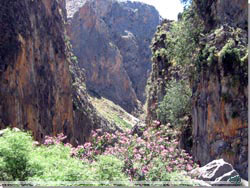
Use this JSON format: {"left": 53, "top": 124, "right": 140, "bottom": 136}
{"left": 0, "top": 0, "right": 247, "bottom": 186}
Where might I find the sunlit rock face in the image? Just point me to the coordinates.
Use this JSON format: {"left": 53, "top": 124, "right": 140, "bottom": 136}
{"left": 66, "top": 0, "right": 160, "bottom": 114}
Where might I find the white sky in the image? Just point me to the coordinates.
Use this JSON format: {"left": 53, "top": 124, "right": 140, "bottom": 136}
{"left": 131, "top": 0, "right": 184, "bottom": 20}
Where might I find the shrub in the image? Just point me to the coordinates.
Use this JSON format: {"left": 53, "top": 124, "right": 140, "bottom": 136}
{"left": 0, "top": 128, "right": 38, "bottom": 181}
{"left": 73, "top": 123, "right": 198, "bottom": 182}
{"left": 0, "top": 126, "right": 198, "bottom": 185}
{"left": 91, "top": 155, "right": 130, "bottom": 185}
{"left": 28, "top": 144, "right": 89, "bottom": 185}
{"left": 156, "top": 79, "right": 192, "bottom": 125}
{"left": 146, "top": 157, "right": 196, "bottom": 186}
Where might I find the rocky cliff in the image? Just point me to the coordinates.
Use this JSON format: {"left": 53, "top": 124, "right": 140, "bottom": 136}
{"left": 146, "top": 0, "right": 248, "bottom": 179}
{"left": 0, "top": 0, "right": 114, "bottom": 145}
{"left": 191, "top": 0, "right": 248, "bottom": 180}
{"left": 0, "top": 0, "right": 74, "bottom": 142}
{"left": 146, "top": 20, "right": 174, "bottom": 123}
{"left": 66, "top": 0, "right": 160, "bottom": 113}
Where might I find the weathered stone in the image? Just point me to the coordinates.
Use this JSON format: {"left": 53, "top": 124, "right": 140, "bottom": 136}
{"left": 192, "top": 180, "right": 211, "bottom": 187}
{"left": 212, "top": 170, "right": 239, "bottom": 186}
{"left": 192, "top": 23, "right": 248, "bottom": 181}
{"left": 193, "top": 159, "right": 237, "bottom": 181}
{"left": 69, "top": 56, "right": 119, "bottom": 144}
{"left": 146, "top": 20, "right": 174, "bottom": 123}
{"left": 190, "top": 159, "right": 242, "bottom": 186}
{"left": 242, "top": 138, "right": 248, "bottom": 146}
{"left": 241, "top": 179, "right": 249, "bottom": 187}
{"left": 0, "top": 0, "right": 115, "bottom": 145}
{"left": 145, "top": 0, "right": 248, "bottom": 181}
{"left": 66, "top": 0, "right": 160, "bottom": 114}
{"left": 193, "top": 0, "right": 247, "bottom": 30}
{"left": 211, "top": 140, "right": 228, "bottom": 155}
{"left": 0, "top": 0, "right": 74, "bottom": 143}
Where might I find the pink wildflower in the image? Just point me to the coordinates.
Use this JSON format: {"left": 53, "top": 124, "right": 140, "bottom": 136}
{"left": 186, "top": 164, "right": 193, "bottom": 171}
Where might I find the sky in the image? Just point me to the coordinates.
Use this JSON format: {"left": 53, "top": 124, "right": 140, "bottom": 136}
{"left": 131, "top": 0, "right": 184, "bottom": 20}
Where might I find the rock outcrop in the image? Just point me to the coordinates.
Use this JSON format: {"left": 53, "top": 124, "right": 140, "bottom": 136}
{"left": 146, "top": 20, "right": 174, "bottom": 123}
{"left": 190, "top": 159, "right": 243, "bottom": 186}
{"left": 66, "top": 0, "right": 160, "bottom": 113}
{"left": 0, "top": 0, "right": 115, "bottom": 145}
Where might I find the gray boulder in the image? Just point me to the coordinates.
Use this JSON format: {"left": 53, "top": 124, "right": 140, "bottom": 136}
{"left": 190, "top": 159, "right": 243, "bottom": 186}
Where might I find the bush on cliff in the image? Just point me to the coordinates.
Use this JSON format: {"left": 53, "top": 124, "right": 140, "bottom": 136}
{"left": 156, "top": 79, "right": 191, "bottom": 126}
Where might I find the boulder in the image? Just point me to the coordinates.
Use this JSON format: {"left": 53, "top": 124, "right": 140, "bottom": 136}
{"left": 190, "top": 159, "right": 243, "bottom": 186}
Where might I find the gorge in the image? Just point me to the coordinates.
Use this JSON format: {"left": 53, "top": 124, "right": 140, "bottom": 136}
{"left": 0, "top": 0, "right": 248, "bottom": 185}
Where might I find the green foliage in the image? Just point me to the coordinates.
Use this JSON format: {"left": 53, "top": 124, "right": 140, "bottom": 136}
{"left": 71, "top": 55, "right": 78, "bottom": 62}
{"left": 219, "top": 39, "right": 240, "bottom": 62}
{"left": 29, "top": 142, "right": 129, "bottom": 185}
{"left": 0, "top": 129, "right": 130, "bottom": 186}
{"left": 91, "top": 155, "right": 129, "bottom": 184}
{"left": 145, "top": 157, "right": 169, "bottom": 181}
{"left": 146, "top": 157, "right": 196, "bottom": 186}
{"left": 166, "top": 8, "right": 203, "bottom": 69}
{"left": 0, "top": 128, "right": 38, "bottom": 181}
{"left": 156, "top": 80, "right": 192, "bottom": 125}
{"left": 28, "top": 144, "right": 88, "bottom": 185}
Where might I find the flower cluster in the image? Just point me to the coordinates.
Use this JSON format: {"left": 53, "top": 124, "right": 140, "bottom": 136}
{"left": 44, "top": 133, "right": 67, "bottom": 145}
{"left": 43, "top": 121, "right": 198, "bottom": 181}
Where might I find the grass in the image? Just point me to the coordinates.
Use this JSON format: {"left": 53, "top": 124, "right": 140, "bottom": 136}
{"left": 89, "top": 96, "right": 138, "bottom": 130}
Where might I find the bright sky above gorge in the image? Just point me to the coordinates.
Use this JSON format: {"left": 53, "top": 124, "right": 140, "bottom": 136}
{"left": 131, "top": 0, "right": 184, "bottom": 20}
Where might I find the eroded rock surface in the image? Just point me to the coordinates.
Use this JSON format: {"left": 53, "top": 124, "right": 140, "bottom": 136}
{"left": 0, "top": 0, "right": 115, "bottom": 145}
{"left": 0, "top": 0, "right": 74, "bottom": 142}
{"left": 191, "top": 0, "right": 248, "bottom": 180}
{"left": 66, "top": 0, "right": 160, "bottom": 113}
{"left": 190, "top": 159, "right": 241, "bottom": 186}
{"left": 146, "top": 0, "right": 248, "bottom": 180}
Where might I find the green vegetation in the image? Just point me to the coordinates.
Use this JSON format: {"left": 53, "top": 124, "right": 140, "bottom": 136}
{"left": 92, "top": 155, "right": 129, "bottom": 183}
{"left": 0, "top": 129, "right": 37, "bottom": 181}
{"left": 0, "top": 127, "right": 199, "bottom": 186}
{"left": 156, "top": 80, "right": 192, "bottom": 126}
{"left": 0, "top": 129, "right": 128, "bottom": 186}
{"left": 89, "top": 96, "right": 134, "bottom": 130}
{"left": 112, "top": 115, "right": 132, "bottom": 129}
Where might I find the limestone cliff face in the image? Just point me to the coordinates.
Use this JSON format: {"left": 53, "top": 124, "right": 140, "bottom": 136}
{"left": 146, "top": 0, "right": 248, "bottom": 179}
{"left": 191, "top": 0, "right": 248, "bottom": 179}
{"left": 0, "top": 0, "right": 74, "bottom": 142}
{"left": 68, "top": 45, "right": 117, "bottom": 144}
{"left": 0, "top": 0, "right": 115, "bottom": 145}
{"left": 191, "top": 25, "right": 248, "bottom": 179}
{"left": 66, "top": 0, "right": 160, "bottom": 113}
{"left": 193, "top": 0, "right": 247, "bottom": 31}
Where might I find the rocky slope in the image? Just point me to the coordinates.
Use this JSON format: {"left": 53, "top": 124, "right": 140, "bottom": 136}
{"left": 0, "top": 0, "right": 114, "bottom": 145}
{"left": 146, "top": 0, "right": 248, "bottom": 180}
{"left": 66, "top": 0, "right": 160, "bottom": 113}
